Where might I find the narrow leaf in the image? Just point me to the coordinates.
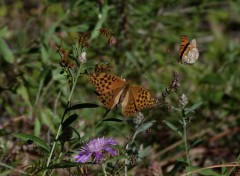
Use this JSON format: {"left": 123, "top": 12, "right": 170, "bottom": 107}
{"left": 102, "top": 118, "right": 124, "bottom": 123}
{"left": 162, "top": 120, "right": 182, "bottom": 137}
{"left": 138, "top": 146, "right": 151, "bottom": 158}
{"left": 197, "top": 168, "right": 220, "bottom": 176}
{"left": 90, "top": 4, "right": 110, "bottom": 41}
{"left": 34, "top": 118, "right": 41, "bottom": 137}
{"left": 133, "top": 120, "right": 156, "bottom": 139}
{"left": 66, "top": 103, "right": 99, "bottom": 112}
{"left": 0, "top": 27, "right": 8, "bottom": 37}
{"left": 70, "top": 126, "right": 81, "bottom": 140}
{"left": 184, "top": 102, "right": 203, "bottom": 115}
{"left": 190, "top": 138, "right": 203, "bottom": 149}
{"left": 0, "top": 37, "right": 14, "bottom": 63}
{"left": 47, "top": 162, "right": 84, "bottom": 169}
{"left": 13, "top": 133, "right": 49, "bottom": 153}
{"left": 62, "top": 114, "right": 78, "bottom": 129}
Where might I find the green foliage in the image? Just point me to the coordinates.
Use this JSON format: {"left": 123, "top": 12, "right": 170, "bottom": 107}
{"left": 13, "top": 133, "right": 50, "bottom": 153}
{"left": 0, "top": 27, "right": 14, "bottom": 63}
{"left": 0, "top": 0, "right": 240, "bottom": 175}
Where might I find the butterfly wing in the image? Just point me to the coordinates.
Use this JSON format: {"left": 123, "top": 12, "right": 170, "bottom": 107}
{"left": 182, "top": 39, "right": 199, "bottom": 64}
{"left": 98, "top": 87, "right": 125, "bottom": 109}
{"left": 88, "top": 73, "right": 125, "bottom": 94}
{"left": 121, "top": 85, "right": 156, "bottom": 116}
{"left": 121, "top": 88, "right": 136, "bottom": 116}
{"left": 88, "top": 73, "right": 126, "bottom": 109}
{"left": 179, "top": 36, "right": 190, "bottom": 62}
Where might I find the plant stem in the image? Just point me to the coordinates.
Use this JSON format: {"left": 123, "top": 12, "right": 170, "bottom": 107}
{"left": 102, "top": 164, "right": 107, "bottom": 176}
{"left": 42, "top": 64, "right": 82, "bottom": 176}
{"left": 124, "top": 144, "right": 128, "bottom": 176}
{"left": 183, "top": 118, "right": 191, "bottom": 175}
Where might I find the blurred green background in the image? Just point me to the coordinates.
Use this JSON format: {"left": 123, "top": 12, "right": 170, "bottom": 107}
{"left": 0, "top": 0, "right": 240, "bottom": 175}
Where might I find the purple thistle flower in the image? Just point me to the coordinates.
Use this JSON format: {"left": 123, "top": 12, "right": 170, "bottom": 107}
{"left": 74, "top": 137, "right": 118, "bottom": 163}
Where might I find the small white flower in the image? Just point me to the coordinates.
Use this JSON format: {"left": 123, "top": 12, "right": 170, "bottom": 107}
{"left": 179, "top": 94, "right": 188, "bottom": 107}
{"left": 78, "top": 52, "right": 87, "bottom": 63}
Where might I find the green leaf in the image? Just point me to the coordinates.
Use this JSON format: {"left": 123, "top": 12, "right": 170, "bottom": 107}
{"left": 39, "top": 66, "right": 52, "bottom": 86}
{"left": 197, "top": 168, "right": 221, "bottom": 176}
{"left": 138, "top": 146, "right": 151, "bottom": 158}
{"left": 190, "top": 138, "right": 203, "bottom": 149}
{"left": 43, "top": 13, "right": 68, "bottom": 44}
{"left": 70, "top": 126, "right": 81, "bottom": 140}
{"left": 39, "top": 108, "right": 55, "bottom": 133}
{"left": 162, "top": 120, "right": 182, "bottom": 137}
{"left": 62, "top": 114, "right": 78, "bottom": 129}
{"left": 0, "top": 27, "right": 8, "bottom": 37}
{"left": 102, "top": 118, "right": 124, "bottom": 123}
{"left": 66, "top": 103, "right": 99, "bottom": 112}
{"left": 221, "top": 166, "right": 227, "bottom": 176}
{"left": 184, "top": 102, "right": 203, "bottom": 115}
{"left": 47, "top": 162, "right": 83, "bottom": 169}
{"left": 13, "top": 133, "right": 49, "bottom": 153}
{"left": 34, "top": 118, "right": 41, "bottom": 137}
{"left": 40, "top": 44, "right": 49, "bottom": 63}
{"left": 17, "top": 85, "right": 31, "bottom": 106}
{"left": 133, "top": 120, "right": 156, "bottom": 139}
{"left": 0, "top": 37, "right": 14, "bottom": 63}
{"left": 62, "top": 24, "right": 89, "bottom": 33}
{"left": 89, "top": 4, "right": 110, "bottom": 41}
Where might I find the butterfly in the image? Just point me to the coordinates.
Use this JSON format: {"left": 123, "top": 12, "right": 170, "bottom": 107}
{"left": 88, "top": 73, "right": 157, "bottom": 116}
{"left": 179, "top": 36, "right": 199, "bottom": 64}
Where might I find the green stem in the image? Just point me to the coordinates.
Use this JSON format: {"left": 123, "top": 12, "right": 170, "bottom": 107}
{"left": 124, "top": 144, "right": 128, "bottom": 176}
{"left": 102, "top": 164, "right": 107, "bottom": 176}
{"left": 49, "top": 152, "right": 63, "bottom": 176}
{"left": 183, "top": 118, "right": 191, "bottom": 175}
{"left": 111, "top": 113, "right": 148, "bottom": 175}
{"left": 35, "top": 78, "right": 44, "bottom": 106}
{"left": 42, "top": 64, "right": 82, "bottom": 176}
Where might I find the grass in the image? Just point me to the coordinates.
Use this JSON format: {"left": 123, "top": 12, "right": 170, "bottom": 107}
{"left": 0, "top": 0, "right": 240, "bottom": 175}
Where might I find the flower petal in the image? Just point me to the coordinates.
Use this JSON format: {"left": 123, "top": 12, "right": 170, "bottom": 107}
{"left": 74, "top": 137, "right": 118, "bottom": 163}
{"left": 105, "top": 138, "right": 118, "bottom": 145}
{"left": 74, "top": 153, "right": 91, "bottom": 163}
{"left": 104, "top": 146, "right": 117, "bottom": 156}
{"left": 93, "top": 152, "right": 105, "bottom": 163}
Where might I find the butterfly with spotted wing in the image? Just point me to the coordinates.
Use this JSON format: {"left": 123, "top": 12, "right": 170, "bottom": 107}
{"left": 179, "top": 36, "right": 199, "bottom": 64}
{"left": 88, "top": 73, "right": 157, "bottom": 116}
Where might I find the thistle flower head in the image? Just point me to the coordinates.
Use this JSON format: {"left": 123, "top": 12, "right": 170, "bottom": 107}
{"left": 74, "top": 137, "right": 118, "bottom": 163}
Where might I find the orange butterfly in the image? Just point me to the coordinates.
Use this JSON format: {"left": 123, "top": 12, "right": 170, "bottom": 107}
{"left": 179, "top": 36, "right": 199, "bottom": 64}
{"left": 88, "top": 73, "right": 157, "bottom": 116}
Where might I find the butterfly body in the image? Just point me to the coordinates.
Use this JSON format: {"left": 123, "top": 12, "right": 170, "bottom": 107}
{"left": 88, "top": 73, "right": 156, "bottom": 116}
{"left": 179, "top": 36, "right": 199, "bottom": 64}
